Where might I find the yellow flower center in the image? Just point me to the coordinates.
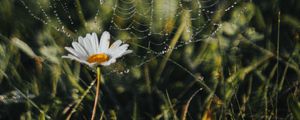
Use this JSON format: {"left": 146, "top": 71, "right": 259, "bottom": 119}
{"left": 87, "top": 53, "right": 109, "bottom": 64}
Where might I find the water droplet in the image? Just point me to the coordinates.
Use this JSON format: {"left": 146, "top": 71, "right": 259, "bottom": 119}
{"left": 124, "top": 69, "right": 130, "bottom": 73}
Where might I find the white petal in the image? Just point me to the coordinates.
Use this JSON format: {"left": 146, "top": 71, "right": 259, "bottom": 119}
{"left": 65, "top": 47, "right": 80, "bottom": 57}
{"left": 86, "top": 33, "right": 97, "bottom": 55}
{"left": 109, "top": 40, "right": 122, "bottom": 49}
{"left": 62, "top": 54, "right": 77, "bottom": 59}
{"left": 108, "top": 43, "right": 128, "bottom": 53}
{"left": 81, "top": 33, "right": 93, "bottom": 55}
{"left": 92, "top": 32, "right": 100, "bottom": 53}
{"left": 79, "top": 36, "right": 92, "bottom": 55}
{"left": 72, "top": 42, "right": 88, "bottom": 57}
{"left": 101, "top": 58, "right": 116, "bottom": 66}
{"left": 62, "top": 54, "right": 97, "bottom": 68}
{"left": 62, "top": 54, "right": 82, "bottom": 61}
{"left": 118, "top": 44, "right": 129, "bottom": 50}
{"left": 108, "top": 44, "right": 130, "bottom": 60}
{"left": 88, "top": 33, "right": 98, "bottom": 55}
{"left": 78, "top": 36, "right": 85, "bottom": 45}
{"left": 78, "top": 36, "right": 88, "bottom": 52}
{"left": 122, "top": 50, "right": 133, "bottom": 55}
{"left": 99, "top": 31, "right": 110, "bottom": 53}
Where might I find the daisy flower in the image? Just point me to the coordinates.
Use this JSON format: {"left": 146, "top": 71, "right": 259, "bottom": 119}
{"left": 62, "top": 31, "right": 132, "bottom": 67}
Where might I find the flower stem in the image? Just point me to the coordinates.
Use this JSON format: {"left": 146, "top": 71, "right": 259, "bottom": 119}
{"left": 91, "top": 67, "right": 101, "bottom": 120}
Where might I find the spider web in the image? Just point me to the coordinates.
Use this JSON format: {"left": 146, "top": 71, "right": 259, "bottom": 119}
{"left": 18, "top": 0, "right": 242, "bottom": 76}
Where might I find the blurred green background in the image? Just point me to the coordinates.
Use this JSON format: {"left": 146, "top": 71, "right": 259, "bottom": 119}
{"left": 0, "top": 0, "right": 300, "bottom": 119}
